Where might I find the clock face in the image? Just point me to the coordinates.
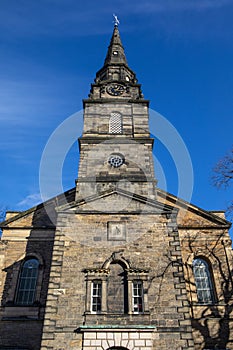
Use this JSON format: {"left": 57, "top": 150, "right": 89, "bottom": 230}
{"left": 106, "top": 83, "right": 125, "bottom": 96}
{"left": 108, "top": 154, "right": 124, "bottom": 168}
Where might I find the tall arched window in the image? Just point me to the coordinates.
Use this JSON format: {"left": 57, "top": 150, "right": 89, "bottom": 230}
{"left": 109, "top": 112, "right": 122, "bottom": 134}
{"left": 193, "top": 258, "right": 215, "bottom": 304}
{"left": 15, "top": 258, "right": 39, "bottom": 305}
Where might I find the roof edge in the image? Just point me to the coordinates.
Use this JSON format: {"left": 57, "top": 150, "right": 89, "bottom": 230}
{"left": 157, "top": 188, "right": 232, "bottom": 227}
{"left": 0, "top": 188, "right": 76, "bottom": 228}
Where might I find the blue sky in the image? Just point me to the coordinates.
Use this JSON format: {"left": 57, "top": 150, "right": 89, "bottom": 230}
{"left": 0, "top": 0, "right": 232, "bottom": 229}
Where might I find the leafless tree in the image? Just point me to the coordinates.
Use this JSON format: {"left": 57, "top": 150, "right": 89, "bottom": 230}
{"left": 212, "top": 147, "right": 233, "bottom": 218}
{"left": 158, "top": 231, "right": 233, "bottom": 349}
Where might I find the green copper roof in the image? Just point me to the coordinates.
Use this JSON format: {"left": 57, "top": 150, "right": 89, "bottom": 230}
{"left": 78, "top": 325, "right": 156, "bottom": 330}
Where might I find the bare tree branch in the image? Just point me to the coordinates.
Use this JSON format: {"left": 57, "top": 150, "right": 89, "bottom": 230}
{"left": 226, "top": 201, "right": 233, "bottom": 220}
{"left": 212, "top": 147, "right": 233, "bottom": 218}
{"left": 212, "top": 147, "right": 233, "bottom": 189}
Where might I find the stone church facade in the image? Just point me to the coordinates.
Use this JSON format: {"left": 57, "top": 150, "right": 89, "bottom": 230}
{"left": 0, "top": 25, "right": 232, "bottom": 350}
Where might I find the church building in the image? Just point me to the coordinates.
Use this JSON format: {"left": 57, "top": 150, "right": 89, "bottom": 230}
{"left": 0, "top": 23, "right": 232, "bottom": 350}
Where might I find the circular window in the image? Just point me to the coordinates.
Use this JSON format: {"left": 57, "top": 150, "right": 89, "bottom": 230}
{"left": 108, "top": 154, "right": 124, "bottom": 168}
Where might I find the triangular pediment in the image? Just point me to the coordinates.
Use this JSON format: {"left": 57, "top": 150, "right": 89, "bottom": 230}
{"left": 1, "top": 187, "right": 230, "bottom": 230}
{"left": 57, "top": 188, "right": 177, "bottom": 215}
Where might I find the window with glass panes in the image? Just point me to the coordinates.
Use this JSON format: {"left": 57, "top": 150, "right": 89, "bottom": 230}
{"left": 193, "top": 258, "right": 215, "bottom": 304}
{"left": 92, "top": 280, "right": 102, "bottom": 312}
{"left": 15, "top": 258, "right": 39, "bottom": 305}
{"left": 132, "top": 280, "right": 143, "bottom": 313}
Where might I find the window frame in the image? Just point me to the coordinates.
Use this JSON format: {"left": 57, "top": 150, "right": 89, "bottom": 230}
{"left": 132, "top": 280, "right": 144, "bottom": 314}
{"left": 193, "top": 258, "right": 216, "bottom": 304}
{"left": 15, "top": 258, "right": 40, "bottom": 306}
{"left": 83, "top": 257, "right": 149, "bottom": 316}
{"left": 91, "top": 280, "right": 102, "bottom": 313}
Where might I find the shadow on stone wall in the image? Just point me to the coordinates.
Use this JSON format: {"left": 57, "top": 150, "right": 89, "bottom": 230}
{"left": 0, "top": 203, "right": 56, "bottom": 350}
{"left": 160, "top": 230, "right": 233, "bottom": 350}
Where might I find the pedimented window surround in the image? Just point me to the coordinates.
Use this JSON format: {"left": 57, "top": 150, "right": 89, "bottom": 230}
{"left": 83, "top": 254, "right": 149, "bottom": 315}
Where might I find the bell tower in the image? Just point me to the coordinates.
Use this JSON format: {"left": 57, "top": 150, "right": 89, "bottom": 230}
{"left": 76, "top": 23, "right": 157, "bottom": 201}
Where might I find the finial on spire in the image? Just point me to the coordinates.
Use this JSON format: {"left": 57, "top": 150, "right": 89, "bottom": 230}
{"left": 113, "top": 14, "right": 120, "bottom": 27}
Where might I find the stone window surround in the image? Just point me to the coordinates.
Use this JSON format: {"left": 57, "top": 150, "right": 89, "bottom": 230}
{"left": 4, "top": 252, "right": 44, "bottom": 307}
{"left": 109, "top": 111, "right": 123, "bottom": 134}
{"left": 83, "top": 255, "right": 149, "bottom": 315}
{"left": 193, "top": 257, "right": 216, "bottom": 304}
{"left": 15, "top": 258, "right": 39, "bottom": 305}
{"left": 185, "top": 252, "right": 220, "bottom": 306}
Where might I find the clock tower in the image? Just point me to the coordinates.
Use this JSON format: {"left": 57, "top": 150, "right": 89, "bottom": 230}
{"left": 76, "top": 24, "right": 157, "bottom": 203}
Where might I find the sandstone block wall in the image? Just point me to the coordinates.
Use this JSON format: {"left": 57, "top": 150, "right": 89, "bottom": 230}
{"left": 40, "top": 203, "right": 194, "bottom": 350}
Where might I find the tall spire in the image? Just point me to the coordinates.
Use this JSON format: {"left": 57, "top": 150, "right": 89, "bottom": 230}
{"left": 103, "top": 25, "right": 128, "bottom": 66}
{"left": 94, "top": 20, "right": 137, "bottom": 85}
{"left": 87, "top": 19, "right": 145, "bottom": 101}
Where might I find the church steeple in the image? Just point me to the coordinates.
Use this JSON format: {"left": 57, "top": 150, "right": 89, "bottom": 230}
{"left": 94, "top": 23, "right": 138, "bottom": 86}
{"left": 87, "top": 23, "right": 144, "bottom": 101}
{"left": 77, "top": 21, "right": 156, "bottom": 202}
{"left": 103, "top": 25, "right": 128, "bottom": 67}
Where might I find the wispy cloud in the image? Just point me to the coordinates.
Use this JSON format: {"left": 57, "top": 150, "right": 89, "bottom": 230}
{"left": 128, "top": 0, "right": 232, "bottom": 13}
{"left": 0, "top": 76, "right": 80, "bottom": 126}
{"left": 0, "top": 2, "right": 111, "bottom": 37}
{"left": 17, "top": 193, "right": 42, "bottom": 208}
{"left": 0, "top": 80, "right": 48, "bottom": 124}
{"left": 0, "top": 0, "right": 232, "bottom": 37}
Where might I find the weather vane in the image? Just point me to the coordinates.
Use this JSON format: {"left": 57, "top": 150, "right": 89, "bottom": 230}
{"left": 113, "top": 14, "right": 120, "bottom": 27}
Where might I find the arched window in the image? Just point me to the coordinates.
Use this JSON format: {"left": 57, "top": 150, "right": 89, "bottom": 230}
{"left": 193, "top": 258, "right": 215, "bottom": 304}
{"left": 15, "top": 258, "right": 39, "bottom": 305}
{"left": 109, "top": 112, "right": 122, "bottom": 134}
{"left": 84, "top": 255, "right": 149, "bottom": 315}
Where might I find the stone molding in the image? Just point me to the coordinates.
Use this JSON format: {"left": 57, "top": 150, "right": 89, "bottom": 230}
{"left": 78, "top": 326, "right": 156, "bottom": 350}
